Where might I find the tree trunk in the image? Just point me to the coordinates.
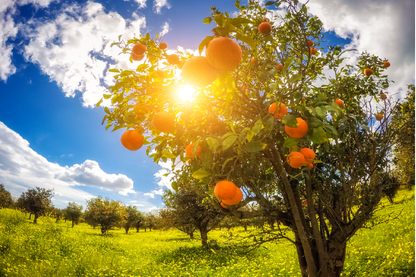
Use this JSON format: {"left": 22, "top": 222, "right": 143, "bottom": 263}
{"left": 144, "top": 228, "right": 146, "bottom": 232}
{"left": 189, "top": 232, "right": 194, "bottom": 239}
{"left": 29, "top": 213, "right": 32, "bottom": 220}
{"left": 136, "top": 227, "right": 139, "bottom": 233}
{"left": 244, "top": 225, "right": 247, "bottom": 231}
{"left": 33, "top": 214, "right": 39, "bottom": 224}
{"left": 101, "top": 227, "right": 107, "bottom": 234}
{"left": 72, "top": 221, "right": 75, "bottom": 228}
{"left": 200, "top": 228, "right": 208, "bottom": 246}
{"left": 125, "top": 226, "right": 129, "bottom": 234}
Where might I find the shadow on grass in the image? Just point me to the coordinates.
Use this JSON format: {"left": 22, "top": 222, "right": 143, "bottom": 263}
{"left": 155, "top": 237, "right": 195, "bottom": 242}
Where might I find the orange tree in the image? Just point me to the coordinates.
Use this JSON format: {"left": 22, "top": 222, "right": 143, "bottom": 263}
{"left": 84, "top": 197, "right": 125, "bottom": 234}
{"left": 99, "top": 1, "right": 399, "bottom": 276}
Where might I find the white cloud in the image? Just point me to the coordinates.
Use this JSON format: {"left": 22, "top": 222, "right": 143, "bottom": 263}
{"left": 0, "top": 121, "right": 136, "bottom": 207}
{"left": 21, "top": 1, "right": 146, "bottom": 107}
{"left": 153, "top": 0, "right": 171, "bottom": 14}
{"left": 143, "top": 188, "right": 164, "bottom": 198}
{"left": 132, "top": 203, "right": 144, "bottom": 206}
{"left": 134, "top": 0, "right": 147, "bottom": 9}
{"left": 306, "top": 0, "right": 415, "bottom": 101}
{"left": 159, "top": 22, "right": 169, "bottom": 37}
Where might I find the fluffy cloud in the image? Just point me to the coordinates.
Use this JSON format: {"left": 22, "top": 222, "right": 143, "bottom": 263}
{"left": 153, "top": 0, "right": 171, "bottom": 14}
{"left": 307, "top": 0, "right": 415, "bottom": 100}
{"left": 0, "top": 121, "right": 136, "bottom": 207}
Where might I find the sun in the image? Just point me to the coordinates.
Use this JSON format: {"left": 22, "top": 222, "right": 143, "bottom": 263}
{"left": 177, "top": 85, "right": 195, "bottom": 102}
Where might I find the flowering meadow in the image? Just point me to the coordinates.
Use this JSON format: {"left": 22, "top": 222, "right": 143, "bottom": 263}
{"left": 0, "top": 190, "right": 414, "bottom": 277}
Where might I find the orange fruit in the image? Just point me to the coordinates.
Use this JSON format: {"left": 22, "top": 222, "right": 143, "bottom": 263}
{"left": 285, "top": 118, "right": 308, "bottom": 138}
{"left": 276, "top": 64, "right": 284, "bottom": 70}
{"left": 214, "top": 181, "right": 237, "bottom": 200}
{"left": 380, "top": 93, "right": 387, "bottom": 100}
{"left": 159, "top": 42, "right": 167, "bottom": 49}
{"left": 177, "top": 60, "right": 186, "bottom": 69}
{"left": 364, "top": 68, "right": 373, "bottom": 77}
{"left": 156, "top": 70, "right": 164, "bottom": 79}
{"left": 258, "top": 22, "right": 272, "bottom": 35}
{"left": 307, "top": 40, "right": 314, "bottom": 47}
{"left": 168, "top": 54, "right": 180, "bottom": 65}
{"left": 308, "top": 163, "right": 313, "bottom": 169}
{"left": 383, "top": 61, "right": 390, "bottom": 68}
{"left": 131, "top": 52, "right": 144, "bottom": 61}
{"left": 133, "top": 104, "right": 150, "bottom": 117}
{"left": 222, "top": 187, "right": 243, "bottom": 205}
{"left": 262, "top": 18, "right": 270, "bottom": 22}
{"left": 242, "top": 85, "right": 247, "bottom": 91}
{"left": 268, "top": 102, "right": 288, "bottom": 119}
{"left": 335, "top": 99, "right": 343, "bottom": 107}
{"left": 206, "top": 37, "right": 242, "bottom": 71}
{"left": 375, "top": 113, "right": 383, "bottom": 121}
{"left": 132, "top": 43, "right": 146, "bottom": 55}
{"left": 220, "top": 202, "right": 227, "bottom": 209}
{"left": 181, "top": 56, "right": 218, "bottom": 87}
{"left": 300, "top": 148, "right": 315, "bottom": 165}
{"left": 185, "top": 143, "right": 202, "bottom": 158}
{"left": 287, "top": 152, "right": 306, "bottom": 168}
{"left": 310, "top": 48, "right": 318, "bottom": 55}
{"left": 152, "top": 112, "right": 175, "bottom": 132}
{"left": 251, "top": 58, "right": 256, "bottom": 63}
{"left": 302, "top": 200, "right": 308, "bottom": 206}
{"left": 120, "top": 130, "right": 144, "bottom": 151}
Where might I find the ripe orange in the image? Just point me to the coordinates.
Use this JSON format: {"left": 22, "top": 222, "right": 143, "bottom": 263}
{"left": 181, "top": 56, "right": 218, "bottom": 87}
{"left": 132, "top": 43, "right": 146, "bottom": 55}
{"left": 364, "top": 68, "right": 373, "bottom": 77}
{"left": 268, "top": 102, "right": 288, "bottom": 119}
{"left": 251, "top": 58, "right": 256, "bottom": 63}
{"left": 310, "top": 48, "right": 318, "bottom": 55}
{"left": 120, "top": 130, "right": 144, "bottom": 151}
{"left": 168, "top": 54, "right": 180, "bottom": 65}
{"left": 220, "top": 202, "right": 227, "bottom": 209}
{"left": 307, "top": 40, "right": 314, "bottom": 47}
{"left": 300, "top": 148, "right": 315, "bottom": 165}
{"left": 308, "top": 163, "right": 313, "bottom": 169}
{"left": 335, "top": 99, "right": 344, "bottom": 107}
{"left": 131, "top": 52, "right": 144, "bottom": 61}
{"left": 287, "top": 152, "right": 306, "bottom": 168}
{"left": 134, "top": 104, "right": 150, "bottom": 117}
{"left": 214, "top": 181, "right": 237, "bottom": 200}
{"left": 258, "top": 22, "right": 272, "bottom": 35}
{"left": 285, "top": 118, "right": 308, "bottom": 138}
{"left": 380, "top": 93, "right": 387, "bottom": 100}
{"left": 222, "top": 187, "right": 243, "bottom": 205}
{"left": 375, "top": 113, "right": 383, "bottom": 121}
{"left": 242, "top": 85, "right": 247, "bottom": 91}
{"left": 152, "top": 112, "right": 175, "bottom": 132}
{"left": 276, "top": 64, "right": 284, "bottom": 70}
{"left": 302, "top": 200, "right": 308, "bottom": 206}
{"left": 159, "top": 42, "right": 167, "bottom": 49}
{"left": 156, "top": 70, "right": 164, "bottom": 79}
{"left": 262, "top": 18, "right": 270, "bottom": 22}
{"left": 177, "top": 60, "right": 186, "bottom": 69}
{"left": 383, "top": 61, "right": 390, "bottom": 68}
{"left": 206, "top": 37, "right": 242, "bottom": 71}
{"left": 185, "top": 143, "right": 202, "bottom": 158}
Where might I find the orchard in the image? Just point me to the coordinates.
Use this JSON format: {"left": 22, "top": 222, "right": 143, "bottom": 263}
{"left": 98, "top": 1, "right": 401, "bottom": 276}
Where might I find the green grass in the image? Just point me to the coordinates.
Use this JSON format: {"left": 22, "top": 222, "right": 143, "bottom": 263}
{"left": 0, "top": 190, "right": 414, "bottom": 277}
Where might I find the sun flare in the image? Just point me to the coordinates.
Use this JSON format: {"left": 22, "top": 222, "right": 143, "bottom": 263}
{"left": 177, "top": 85, "right": 195, "bottom": 102}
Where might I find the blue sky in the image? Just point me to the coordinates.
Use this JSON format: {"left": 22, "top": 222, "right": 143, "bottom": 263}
{"left": 0, "top": 0, "right": 414, "bottom": 210}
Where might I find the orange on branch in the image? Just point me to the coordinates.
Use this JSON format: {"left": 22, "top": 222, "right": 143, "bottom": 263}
{"left": 302, "top": 200, "right": 308, "bottom": 206}
{"left": 307, "top": 40, "right": 314, "bottom": 47}
{"left": 285, "top": 118, "right": 308, "bottom": 138}
{"left": 287, "top": 152, "right": 306, "bottom": 169}
{"left": 375, "top": 113, "right": 383, "bottom": 121}
{"left": 308, "top": 163, "right": 314, "bottom": 169}
{"left": 167, "top": 54, "right": 180, "bottom": 65}
{"left": 206, "top": 37, "right": 242, "bottom": 71}
{"left": 222, "top": 187, "right": 243, "bottom": 205}
{"left": 120, "top": 130, "right": 144, "bottom": 151}
{"left": 258, "top": 22, "right": 272, "bottom": 35}
{"left": 310, "top": 47, "right": 318, "bottom": 55}
{"left": 156, "top": 70, "right": 164, "bottom": 79}
{"left": 214, "top": 181, "right": 237, "bottom": 200}
{"left": 133, "top": 104, "right": 150, "bottom": 117}
{"left": 251, "top": 58, "right": 256, "bottom": 63}
{"left": 159, "top": 42, "right": 167, "bottom": 49}
{"left": 380, "top": 93, "right": 387, "bottom": 100}
{"left": 152, "top": 112, "right": 175, "bottom": 133}
{"left": 300, "top": 148, "right": 315, "bottom": 165}
{"left": 181, "top": 56, "right": 218, "bottom": 87}
{"left": 383, "top": 61, "right": 390, "bottom": 68}
{"left": 131, "top": 52, "right": 144, "bottom": 61}
{"left": 276, "top": 64, "right": 284, "bottom": 70}
{"left": 335, "top": 99, "right": 344, "bottom": 107}
{"left": 268, "top": 102, "right": 288, "bottom": 119}
{"left": 185, "top": 143, "right": 202, "bottom": 158}
{"left": 364, "top": 68, "right": 373, "bottom": 77}
{"left": 242, "top": 85, "right": 247, "bottom": 91}
{"left": 132, "top": 43, "right": 146, "bottom": 55}
{"left": 220, "top": 202, "right": 228, "bottom": 209}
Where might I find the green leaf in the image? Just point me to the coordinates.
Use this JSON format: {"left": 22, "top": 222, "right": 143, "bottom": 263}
{"left": 206, "top": 137, "right": 219, "bottom": 152}
{"left": 245, "top": 141, "right": 267, "bottom": 152}
{"left": 310, "top": 127, "right": 328, "bottom": 144}
{"left": 315, "top": 106, "right": 327, "bottom": 119}
{"left": 203, "top": 17, "right": 213, "bottom": 24}
{"left": 326, "top": 102, "right": 342, "bottom": 114}
{"left": 235, "top": 34, "right": 256, "bottom": 49}
{"left": 201, "top": 151, "right": 213, "bottom": 168}
{"left": 104, "top": 106, "right": 110, "bottom": 114}
{"left": 323, "top": 124, "right": 339, "bottom": 137}
{"left": 109, "top": 69, "right": 119, "bottom": 73}
{"left": 136, "top": 64, "right": 149, "bottom": 71}
{"left": 103, "top": 94, "right": 112, "bottom": 99}
{"left": 283, "top": 137, "right": 300, "bottom": 148}
{"left": 282, "top": 114, "right": 298, "bottom": 127}
{"left": 222, "top": 134, "right": 238, "bottom": 151}
{"left": 283, "top": 57, "right": 295, "bottom": 72}
{"left": 192, "top": 169, "right": 210, "bottom": 179}
{"left": 263, "top": 115, "right": 275, "bottom": 133}
{"left": 230, "top": 18, "right": 253, "bottom": 25}
{"left": 171, "top": 181, "right": 178, "bottom": 192}
{"left": 252, "top": 119, "right": 263, "bottom": 135}
{"left": 265, "top": 1, "right": 275, "bottom": 5}
{"left": 288, "top": 74, "right": 303, "bottom": 83}
{"left": 309, "top": 117, "right": 323, "bottom": 128}
{"left": 306, "top": 106, "right": 317, "bottom": 116}
{"left": 162, "top": 151, "right": 176, "bottom": 159}
{"left": 246, "top": 128, "right": 255, "bottom": 142}
{"left": 96, "top": 98, "right": 103, "bottom": 108}
{"left": 199, "top": 36, "right": 214, "bottom": 55}
{"left": 269, "top": 82, "right": 278, "bottom": 92}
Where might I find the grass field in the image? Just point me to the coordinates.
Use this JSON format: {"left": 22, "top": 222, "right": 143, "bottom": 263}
{"left": 0, "top": 190, "right": 414, "bottom": 277}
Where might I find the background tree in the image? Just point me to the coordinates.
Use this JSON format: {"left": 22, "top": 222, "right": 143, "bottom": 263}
{"left": 159, "top": 208, "right": 196, "bottom": 239}
{"left": 122, "top": 205, "right": 142, "bottom": 234}
{"left": 391, "top": 84, "right": 415, "bottom": 189}
{"left": 0, "top": 184, "right": 14, "bottom": 208}
{"left": 84, "top": 197, "right": 124, "bottom": 234}
{"left": 101, "top": 0, "right": 403, "bottom": 276}
{"left": 134, "top": 215, "right": 144, "bottom": 232}
{"left": 163, "top": 189, "right": 223, "bottom": 246}
{"left": 19, "top": 187, "right": 53, "bottom": 223}
{"left": 53, "top": 207, "right": 64, "bottom": 223}
{"left": 63, "top": 202, "right": 83, "bottom": 228}
{"left": 142, "top": 212, "right": 157, "bottom": 232}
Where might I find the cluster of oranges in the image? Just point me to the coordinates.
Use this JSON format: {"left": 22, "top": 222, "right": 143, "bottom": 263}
{"left": 214, "top": 181, "right": 243, "bottom": 208}
{"left": 287, "top": 148, "right": 315, "bottom": 169}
